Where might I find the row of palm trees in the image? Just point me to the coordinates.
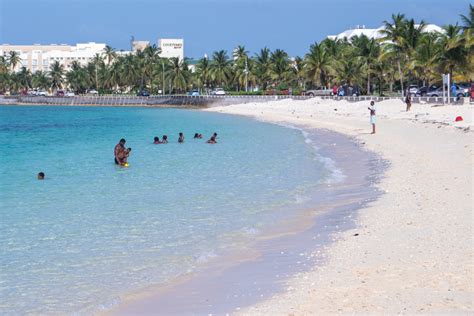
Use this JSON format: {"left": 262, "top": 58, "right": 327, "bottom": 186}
{"left": 1, "top": 6, "right": 472, "bottom": 96}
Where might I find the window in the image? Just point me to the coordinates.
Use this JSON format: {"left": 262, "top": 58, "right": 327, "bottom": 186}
{"left": 32, "top": 59, "right": 37, "bottom": 65}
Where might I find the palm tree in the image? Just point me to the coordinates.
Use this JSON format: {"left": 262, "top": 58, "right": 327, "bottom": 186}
{"left": 49, "top": 61, "right": 65, "bottom": 90}
{"left": 269, "top": 49, "right": 291, "bottom": 87}
{"left": 232, "top": 45, "right": 249, "bottom": 91}
{"left": 352, "top": 35, "right": 381, "bottom": 94}
{"left": 66, "top": 61, "right": 89, "bottom": 93}
{"left": 166, "top": 57, "right": 190, "bottom": 93}
{"left": 438, "top": 24, "right": 467, "bottom": 79}
{"left": 255, "top": 47, "right": 271, "bottom": 90}
{"left": 210, "top": 50, "right": 232, "bottom": 87}
{"left": 16, "top": 67, "right": 32, "bottom": 90}
{"left": 195, "top": 57, "right": 211, "bottom": 92}
{"left": 411, "top": 32, "right": 441, "bottom": 88}
{"left": 291, "top": 56, "right": 306, "bottom": 90}
{"left": 304, "top": 42, "right": 331, "bottom": 87}
{"left": 0, "top": 55, "right": 9, "bottom": 74}
{"left": 460, "top": 4, "right": 474, "bottom": 31}
{"left": 103, "top": 45, "right": 117, "bottom": 65}
{"left": 32, "top": 70, "right": 50, "bottom": 90}
{"left": 8, "top": 51, "right": 21, "bottom": 72}
{"left": 380, "top": 13, "right": 408, "bottom": 96}
{"left": 334, "top": 58, "right": 364, "bottom": 87}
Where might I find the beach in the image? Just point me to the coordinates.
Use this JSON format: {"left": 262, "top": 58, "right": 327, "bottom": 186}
{"left": 205, "top": 98, "right": 474, "bottom": 314}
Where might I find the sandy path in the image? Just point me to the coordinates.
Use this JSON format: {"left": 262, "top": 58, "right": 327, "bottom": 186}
{"left": 206, "top": 98, "right": 473, "bottom": 314}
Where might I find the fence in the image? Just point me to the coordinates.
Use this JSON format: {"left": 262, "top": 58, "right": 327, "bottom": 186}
{"left": 0, "top": 94, "right": 468, "bottom": 107}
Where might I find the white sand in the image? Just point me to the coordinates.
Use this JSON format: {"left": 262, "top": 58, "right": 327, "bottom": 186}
{"left": 206, "top": 98, "right": 474, "bottom": 314}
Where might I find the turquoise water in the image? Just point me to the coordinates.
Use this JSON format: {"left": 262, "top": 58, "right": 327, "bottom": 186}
{"left": 0, "top": 106, "right": 335, "bottom": 315}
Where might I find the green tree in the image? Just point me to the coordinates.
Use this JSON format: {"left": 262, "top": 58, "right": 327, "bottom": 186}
{"left": 210, "top": 50, "right": 232, "bottom": 87}
{"left": 304, "top": 42, "right": 331, "bottom": 87}
{"left": 49, "top": 61, "right": 65, "bottom": 90}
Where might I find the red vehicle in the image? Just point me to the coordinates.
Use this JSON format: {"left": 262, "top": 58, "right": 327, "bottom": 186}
{"left": 56, "top": 90, "right": 65, "bottom": 97}
{"left": 471, "top": 83, "right": 474, "bottom": 101}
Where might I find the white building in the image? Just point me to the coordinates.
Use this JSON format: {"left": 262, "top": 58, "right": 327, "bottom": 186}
{"left": 1, "top": 38, "right": 185, "bottom": 73}
{"left": 158, "top": 39, "right": 184, "bottom": 61}
{"left": 0, "top": 42, "right": 106, "bottom": 73}
{"left": 327, "top": 24, "right": 444, "bottom": 41}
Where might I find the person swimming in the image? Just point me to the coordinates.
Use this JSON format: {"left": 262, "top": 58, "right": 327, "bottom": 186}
{"left": 194, "top": 133, "right": 199, "bottom": 139}
{"left": 154, "top": 136, "right": 161, "bottom": 144}
{"left": 162, "top": 135, "right": 168, "bottom": 143}
{"left": 206, "top": 135, "right": 217, "bottom": 144}
{"left": 178, "top": 132, "right": 184, "bottom": 143}
{"left": 37, "top": 172, "right": 45, "bottom": 180}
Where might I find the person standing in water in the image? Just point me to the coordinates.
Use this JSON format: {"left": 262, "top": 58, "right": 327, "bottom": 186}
{"left": 178, "top": 132, "right": 184, "bottom": 143}
{"left": 114, "top": 138, "right": 128, "bottom": 165}
{"left": 368, "top": 101, "right": 376, "bottom": 134}
{"left": 162, "top": 135, "right": 168, "bottom": 143}
{"left": 153, "top": 136, "right": 161, "bottom": 144}
{"left": 37, "top": 172, "right": 45, "bottom": 180}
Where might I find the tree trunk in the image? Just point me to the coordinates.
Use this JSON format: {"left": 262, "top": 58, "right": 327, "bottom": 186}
{"left": 397, "top": 59, "right": 404, "bottom": 97}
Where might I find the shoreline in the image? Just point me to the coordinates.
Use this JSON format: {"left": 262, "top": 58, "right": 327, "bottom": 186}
{"left": 205, "top": 98, "right": 473, "bottom": 314}
{"left": 104, "top": 115, "right": 386, "bottom": 315}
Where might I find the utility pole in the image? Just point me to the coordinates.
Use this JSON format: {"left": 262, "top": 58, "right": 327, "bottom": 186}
{"left": 162, "top": 60, "right": 165, "bottom": 96}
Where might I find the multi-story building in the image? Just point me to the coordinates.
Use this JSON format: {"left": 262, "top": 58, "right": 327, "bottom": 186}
{"left": 0, "top": 42, "right": 107, "bottom": 73}
{"left": 158, "top": 39, "right": 184, "bottom": 61}
{"left": 1, "top": 38, "right": 185, "bottom": 73}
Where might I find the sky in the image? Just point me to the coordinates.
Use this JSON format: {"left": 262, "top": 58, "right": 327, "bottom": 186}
{"left": 0, "top": 0, "right": 470, "bottom": 58}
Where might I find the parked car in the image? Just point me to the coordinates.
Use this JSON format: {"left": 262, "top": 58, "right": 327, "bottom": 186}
{"left": 87, "top": 89, "right": 99, "bottom": 95}
{"left": 56, "top": 90, "right": 65, "bottom": 97}
{"left": 426, "top": 85, "right": 466, "bottom": 98}
{"left": 65, "top": 91, "right": 75, "bottom": 97}
{"left": 211, "top": 88, "right": 226, "bottom": 95}
{"left": 414, "top": 85, "right": 438, "bottom": 96}
{"left": 304, "top": 87, "right": 333, "bottom": 97}
{"left": 188, "top": 89, "right": 200, "bottom": 96}
{"left": 137, "top": 90, "right": 150, "bottom": 97}
{"left": 457, "top": 83, "right": 471, "bottom": 97}
{"left": 407, "top": 85, "right": 419, "bottom": 95}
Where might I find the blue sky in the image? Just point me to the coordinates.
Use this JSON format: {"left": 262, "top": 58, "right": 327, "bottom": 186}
{"left": 0, "top": 0, "right": 469, "bottom": 58}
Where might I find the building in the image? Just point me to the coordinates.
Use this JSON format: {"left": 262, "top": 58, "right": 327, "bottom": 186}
{"left": 131, "top": 40, "right": 150, "bottom": 52}
{"left": 0, "top": 42, "right": 106, "bottom": 73}
{"left": 158, "top": 39, "right": 184, "bottom": 61}
{"left": 1, "top": 38, "right": 185, "bottom": 73}
{"left": 327, "top": 24, "right": 443, "bottom": 41}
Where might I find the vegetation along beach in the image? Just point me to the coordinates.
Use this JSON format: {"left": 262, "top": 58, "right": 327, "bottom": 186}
{"left": 0, "top": 1, "right": 472, "bottom": 315}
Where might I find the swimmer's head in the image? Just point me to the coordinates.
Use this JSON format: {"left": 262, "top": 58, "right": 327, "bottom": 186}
{"left": 37, "top": 172, "right": 45, "bottom": 180}
{"left": 163, "top": 135, "right": 167, "bottom": 140}
{"left": 154, "top": 136, "right": 159, "bottom": 142}
{"left": 120, "top": 138, "right": 126, "bottom": 145}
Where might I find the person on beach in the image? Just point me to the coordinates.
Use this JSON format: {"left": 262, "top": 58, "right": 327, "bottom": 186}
{"left": 332, "top": 84, "right": 338, "bottom": 96}
{"left": 153, "top": 136, "right": 161, "bottom": 144}
{"left": 368, "top": 101, "right": 376, "bottom": 134}
{"left": 206, "top": 135, "right": 217, "bottom": 144}
{"left": 37, "top": 172, "right": 45, "bottom": 180}
{"left": 178, "top": 133, "right": 184, "bottom": 143}
{"left": 405, "top": 92, "right": 412, "bottom": 111}
{"left": 162, "top": 135, "right": 168, "bottom": 143}
{"left": 114, "top": 138, "right": 128, "bottom": 165}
